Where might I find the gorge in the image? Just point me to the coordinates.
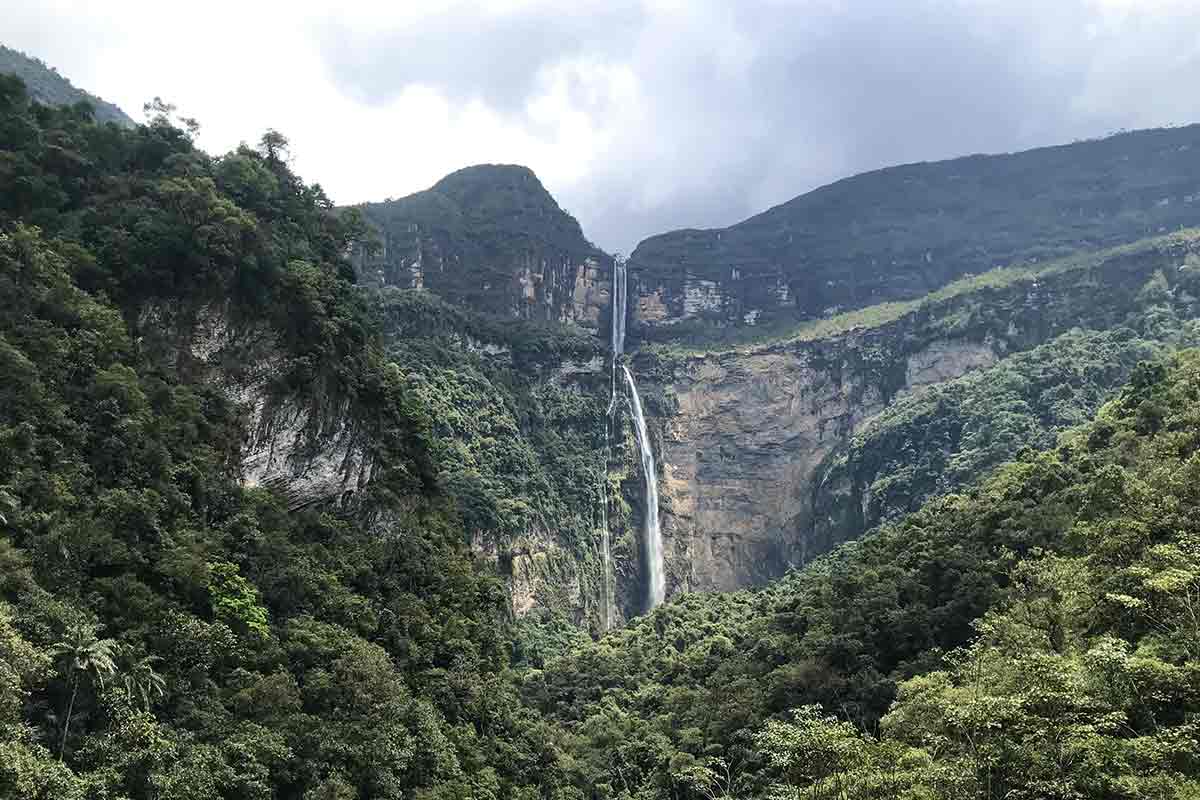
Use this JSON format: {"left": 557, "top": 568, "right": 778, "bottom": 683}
{"left": 345, "top": 126, "right": 1200, "bottom": 630}
{"left": 4, "top": 46, "right": 1200, "bottom": 798}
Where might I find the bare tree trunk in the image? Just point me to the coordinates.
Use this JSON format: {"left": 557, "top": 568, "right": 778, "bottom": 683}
{"left": 59, "top": 673, "right": 78, "bottom": 761}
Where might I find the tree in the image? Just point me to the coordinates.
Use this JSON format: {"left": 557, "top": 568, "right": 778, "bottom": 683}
{"left": 258, "top": 129, "right": 290, "bottom": 163}
{"left": 49, "top": 626, "right": 117, "bottom": 759}
{"left": 118, "top": 649, "right": 166, "bottom": 711}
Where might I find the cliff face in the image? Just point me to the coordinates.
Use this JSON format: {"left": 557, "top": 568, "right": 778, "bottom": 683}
{"left": 137, "top": 300, "right": 373, "bottom": 513}
{"left": 320, "top": 147, "right": 1200, "bottom": 622}
{"left": 351, "top": 165, "right": 612, "bottom": 328}
{"left": 641, "top": 233, "right": 1200, "bottom": 594}
{"left": 628, "top": 125, "right": 1200, "bottom": 336}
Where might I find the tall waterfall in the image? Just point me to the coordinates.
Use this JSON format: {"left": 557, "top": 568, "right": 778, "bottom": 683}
{"left": 599, "top": 258, "right": 627, "bottom": 630}
{"left": 602, "top": 256, "right": 665, "bottom": 621}
{"left": 611, "top": 258, "right": 627, "bottom": 357}
{"left": 622, "top": 364, "right": 665, "bottom": 608}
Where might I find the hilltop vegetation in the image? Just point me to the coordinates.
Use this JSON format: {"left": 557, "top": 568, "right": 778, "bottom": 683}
{"left": 351, "top": 164, "right": 609, "bottom": 322}
{"left": 646, "top": 231, "right": 1200, "bottom": 355}
{"left": 0, "top": 45, "right": 133, "bottom": 127}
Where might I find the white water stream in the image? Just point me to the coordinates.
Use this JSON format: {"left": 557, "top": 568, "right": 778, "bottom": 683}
{"left": 605, "top": 257, "right": 665, "bottom": 612}
{"left": 622, "top": 364, "right": 665, "bottom": 608}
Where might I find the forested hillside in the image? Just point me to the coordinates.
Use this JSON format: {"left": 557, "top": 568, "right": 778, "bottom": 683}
{"left": 0, "top": 45, "right": 133, "bottom": 127}
{"left": 531, "top": 352, "right": 1200, "bottom": 797}
{"left": 2, "top": 66, "right": 1200, "bottom": 800}
{"left": 350, "top": 165, "right": 611, "bottom": 326}
{"left": 0, "top": 73, "right": 564, "bottom": 799}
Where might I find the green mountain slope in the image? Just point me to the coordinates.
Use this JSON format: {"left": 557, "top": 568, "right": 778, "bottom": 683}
{"left": 630, "top": 123, "right": 1200, "bottom": 338}
{"left": 350, "top": 165, "right": 611, "bottom": 326}
{"left": 0, "top": 72, "right": 556, "bottom": 799}
{"left": 0, "top": 44, "right": 134, "bottom": 126}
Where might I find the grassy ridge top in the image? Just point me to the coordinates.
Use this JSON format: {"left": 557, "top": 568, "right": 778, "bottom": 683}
{"left": 650, "top": 228, "right": 1200, "bottom": 358}
{"left": 632, "top": 121, "right": 1200, "bottom": 327}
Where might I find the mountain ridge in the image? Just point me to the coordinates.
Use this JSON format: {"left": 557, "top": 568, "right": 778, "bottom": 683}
{"left": 629, "top": 122, "right": 1200, "bottom": 338}
{"left": 0, "top": 44, "right": 134, "bottom": 126}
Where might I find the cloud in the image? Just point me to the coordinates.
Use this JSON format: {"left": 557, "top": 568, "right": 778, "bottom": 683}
{"left": 5, "top": 0, "right": 1200, "bottom": 252}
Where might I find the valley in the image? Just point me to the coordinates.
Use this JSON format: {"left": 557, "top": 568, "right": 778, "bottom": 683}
{"left": 1, "top": 43, "right": 1199, "bottom": 799}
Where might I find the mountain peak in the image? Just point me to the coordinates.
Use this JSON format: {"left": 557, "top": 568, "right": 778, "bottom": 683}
{"left": 351, "top": 164, "right": 610, "bottom": 324}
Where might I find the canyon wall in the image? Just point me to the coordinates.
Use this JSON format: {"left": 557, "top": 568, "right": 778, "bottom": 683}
{"left": 637, "top": 234, "right": 1200, "bottom": 595}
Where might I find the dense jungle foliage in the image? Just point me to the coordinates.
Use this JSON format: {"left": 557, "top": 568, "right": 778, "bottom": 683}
{"left": 0, "top": 74, "right": 565, "bottom": 799}
{"left": 531, "top": 352, "right": 1200, "bottom": 798}
{"left": 373, "top": 287, "right": 630, "bottom": 632}
{"left": 3, "top": 72, "right": 1200, "bottom": 799}
{"left": 809, "top": 319, "right": 1200, "bottom": 554}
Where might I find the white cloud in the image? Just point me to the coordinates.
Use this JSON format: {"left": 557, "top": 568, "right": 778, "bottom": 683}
{"left": 5, "top": 0, "right": 1200, "bottom": 252}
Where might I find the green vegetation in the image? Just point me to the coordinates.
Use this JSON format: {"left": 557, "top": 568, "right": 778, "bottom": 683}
{"left": 3, "top": 65, "right": 1200, "bottom": 799}
{"left": 632, "top": 121, "right": 1200, "bottom": 336}
{"left": 373, "top": 287, "right": 627, "bottom": 630}
{"left": 0, "top": 45, "right": 133, "bottom": 126}
{"left": 530, "top": 352, "right": 1200, "bottom": 797}
{"left": 648, "top": 230, "right": 1200, "bottom": 356}
{"left": 352, "top": 164, "right": 608, "bottom": 321}
{"left": 810, "top": 317, "right": 1200, "bottom": 554}
{"left": 0, "top": 74, "right": 564, "bottom": 799}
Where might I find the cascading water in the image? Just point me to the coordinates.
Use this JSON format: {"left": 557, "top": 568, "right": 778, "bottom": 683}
{"left": 611, "top": 258, "right": 627, "bottom": 357}
{"left": 622, "top": 364, "right": 665, "bottom": 609}
{"left": 598, "top": 258, "right": 627, "bottom": 630}
{"left": 601, "top": 255, "right": 665, "bottom": 621}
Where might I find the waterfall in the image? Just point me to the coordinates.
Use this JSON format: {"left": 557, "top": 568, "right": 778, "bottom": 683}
{"left": 622, "top": 364, "right": 665, "bottom": 609}
{"left": 599, "top": 257, "right": 627, "bottom": 631}
{"left": 601, "top": 255, "right": 665, "bottom": 621}
{"left": 598, "top": 464, "right": 614, "bottom": 631}
{"left": 611, "top": 259, "right": 627, "bottom": 357}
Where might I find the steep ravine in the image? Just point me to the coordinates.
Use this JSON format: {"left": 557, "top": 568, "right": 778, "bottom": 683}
{"left": 632, "top": 232, "right": 1200, "bottom": 595}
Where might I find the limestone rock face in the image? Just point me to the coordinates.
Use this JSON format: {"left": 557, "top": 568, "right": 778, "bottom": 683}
{"left": 640, "top": 234, "right": 1200, "bottom": 596}
{"left": 138, "top": 301, "right": 371, "bottom": 512}
{"left": 903, "top": 341, "right": 997, "bottom": 394}
{"left": 658, "top": 340, "right": 985, "bottom": 593}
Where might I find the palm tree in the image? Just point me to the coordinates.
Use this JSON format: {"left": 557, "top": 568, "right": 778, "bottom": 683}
{"left": 49, "top": 625, "right": 117, "bottom": 759}
{"left": 119, "top": 649, "right": 167, "bottom": 711}
{"left": 0, "top": 487, "right": 17, "bottom": 526}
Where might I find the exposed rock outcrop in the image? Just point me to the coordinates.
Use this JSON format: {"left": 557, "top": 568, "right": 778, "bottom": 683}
{"left": 640, "top": 234, "right": 1200, "bottom": 595}
{"left": 137, "top": 301, "right": 372, "bottom": 512}
{"left": 350, "top": 165, "right": 612, "bottom": 328}
{"left": 629, "top": 125, "right": 1200, "bottom": 334}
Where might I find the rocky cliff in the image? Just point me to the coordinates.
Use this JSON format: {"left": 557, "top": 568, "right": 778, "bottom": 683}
{"left": 135, "top": 299, "right": 375, "bottom": 513}
{"left": 628, "top": 125, "right": 1200, "bottom": 336}
{"left": 350, "top": 165, "right": 612, "bottom": 329}
{"left": 336, "top": 139, "right": 1200, "bottom": 624}
{"left": 633, "top": 232, "right": 1200, "bottom": 594}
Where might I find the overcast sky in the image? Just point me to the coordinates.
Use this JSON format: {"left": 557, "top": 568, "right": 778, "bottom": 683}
{"left": 6, "top": 0, "right": 1200, "bottom": 252}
